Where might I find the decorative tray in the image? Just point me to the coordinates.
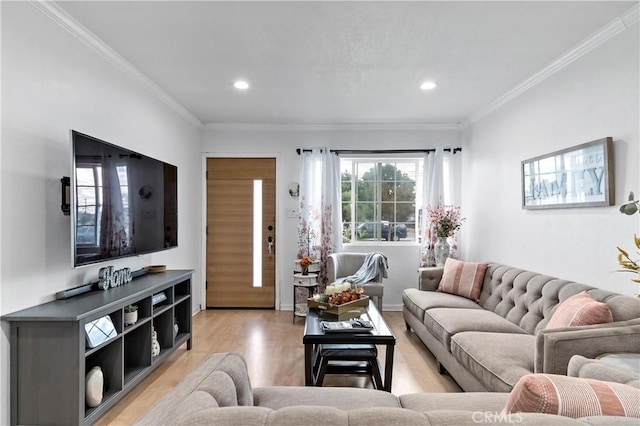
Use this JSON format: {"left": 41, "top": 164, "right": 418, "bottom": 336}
{"left": 308, "top": 295, "right": 369, "bottom": 320}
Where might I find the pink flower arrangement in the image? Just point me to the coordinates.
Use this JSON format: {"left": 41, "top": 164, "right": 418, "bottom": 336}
{"left": 427, "top": 205, "right": 464, "bottom": 238}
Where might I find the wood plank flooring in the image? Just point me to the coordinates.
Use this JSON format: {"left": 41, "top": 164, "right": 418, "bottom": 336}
{"left": 95, "top": 309, "right": 461, "bottom": 425}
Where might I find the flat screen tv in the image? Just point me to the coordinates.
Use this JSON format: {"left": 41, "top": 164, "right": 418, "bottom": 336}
{"left": 71, "top": 130, "right": 178, "bottom": 267}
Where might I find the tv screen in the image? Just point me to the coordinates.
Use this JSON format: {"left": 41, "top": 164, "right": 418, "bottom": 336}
{"left": 71, "top": 130, "right": 178, "bottom": 267}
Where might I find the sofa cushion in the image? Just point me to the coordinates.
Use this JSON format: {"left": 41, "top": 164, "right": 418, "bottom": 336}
{"left": 546, "top": 291, "right": 613, "bottom": 329}
{"left": 451, "top": 332, "right": 535, "bottom": 393}
{"left": 424, "top": 308, "right": 526, "bottom": 350}
{"left": 400, "top": 392, "right": 509, "bottom": 413}
{"left": 438, "top": 258, "right": 488, "bottom": 302}
{"left": 345, "top": 408, "right": 429, "bottom": 425}
{"left": 180, "top": 406, "right": 271, "bottom": 425}
{"left": 403, "top": 288, "right": 482, "bottom": 322}
{"left": 253, "top": 386, "right": 401, "bottom": 410}
{"left": 504, "top": 373, "right": 640, "bottom": 418}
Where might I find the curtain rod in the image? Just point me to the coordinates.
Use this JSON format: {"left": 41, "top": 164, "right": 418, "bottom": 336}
{"left": 295, "top": 147, "right": 462, "bottom": 155}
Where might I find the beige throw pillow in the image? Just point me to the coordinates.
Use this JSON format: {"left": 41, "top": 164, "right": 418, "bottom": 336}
{"left": 504, "top": 373, "right": 640, "bottom": 418}
{"left": 546, "top": 291, "right": 613, "bottom": 329}
{"left": 437, "top": 258, "right": 487, "bottom": 302}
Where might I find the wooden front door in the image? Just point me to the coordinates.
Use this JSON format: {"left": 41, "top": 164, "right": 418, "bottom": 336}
{"left": 206, "top": 158, "right": 276, "bottom": 308}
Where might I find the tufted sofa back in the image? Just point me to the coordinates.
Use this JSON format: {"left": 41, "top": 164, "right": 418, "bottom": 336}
{"left": 478, "top": 263, "right": 640, "bottom": 335}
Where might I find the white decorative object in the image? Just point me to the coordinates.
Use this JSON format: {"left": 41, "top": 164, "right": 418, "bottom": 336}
{"left": 85, "top": 366, "right": 104, "bottom": 408}
{"left": 151, "top": 328, "right": 161, "bottom": 357}
{"left": 124, "top": 305, "right": 138, "bottom": 326}
{"left": 173, "top": 319, "right": 179, "bottom": 339}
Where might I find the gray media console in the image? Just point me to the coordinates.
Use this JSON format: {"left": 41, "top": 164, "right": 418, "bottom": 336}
{"left": 3, "top": 269, "right": 193, "bottom": 425}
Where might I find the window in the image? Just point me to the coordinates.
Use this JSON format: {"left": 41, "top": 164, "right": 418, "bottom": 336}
{"left": 341, "top": 157, "right": 422, "bottom": 243}
{"left": 75, "top": 163, "right": 130, "bottom": 247}
{"left": 75, "top": 165, "right": 102, "bottom": 246}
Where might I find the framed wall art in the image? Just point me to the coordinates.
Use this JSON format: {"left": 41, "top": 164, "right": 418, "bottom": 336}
{"left": 521, "top": 137, "right": 614, "bottom": 209}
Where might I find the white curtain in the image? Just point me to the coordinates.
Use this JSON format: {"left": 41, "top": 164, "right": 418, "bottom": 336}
{"left": 419, "top": 148, "right": 462, "bottom": 267}
{"left": 100, "top": 159, "right": 134, "bottom": 258}
{"left": 298, "top": 148, "right": 342, "bottom": 288}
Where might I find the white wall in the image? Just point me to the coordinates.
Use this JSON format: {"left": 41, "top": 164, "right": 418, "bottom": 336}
{"left": 461, "top": 25, "right": 639, "bottom": 297}
{"left": 202, "top": 126, "right": 461, "bottom": 311}
{"left": 0, "top": 3, "right": 202, "bottom": 423}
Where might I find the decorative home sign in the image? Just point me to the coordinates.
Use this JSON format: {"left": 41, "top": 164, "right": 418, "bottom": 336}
{"left": 98, "top": 266, "right": 133, "bottom": 290}
{"left": 521, "top": 137, "right": 614, "bottom": 209}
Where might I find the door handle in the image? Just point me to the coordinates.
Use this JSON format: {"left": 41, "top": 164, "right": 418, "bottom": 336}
{"left": 267, "top": 236, "right": 274, "bottom": 257}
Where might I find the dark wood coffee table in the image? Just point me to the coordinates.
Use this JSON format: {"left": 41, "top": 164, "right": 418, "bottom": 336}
{"left": 303, "top": 300, "right": 396, "bottom": 391}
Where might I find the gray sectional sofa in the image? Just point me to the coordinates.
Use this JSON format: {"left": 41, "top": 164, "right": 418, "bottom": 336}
{"left": 403, "top": 263, "right": 640, "bottom": 392}
{"left": 137, "top": 351, "right": 639, "bottom": 425}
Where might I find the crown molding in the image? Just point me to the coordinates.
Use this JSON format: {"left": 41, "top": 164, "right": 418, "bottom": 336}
{"left": 462, "top": 4, "right": 639, "bottom": 128}
{"left": 204, "top": 122, "right": 462, "bottom": 132}
{"left": 29, "top": 0, "right": 203, "bottom": 130}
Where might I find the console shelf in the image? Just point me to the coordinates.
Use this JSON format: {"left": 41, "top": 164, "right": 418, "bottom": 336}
{"left": 3, "top": 270, "right": 193, "bottom": 425}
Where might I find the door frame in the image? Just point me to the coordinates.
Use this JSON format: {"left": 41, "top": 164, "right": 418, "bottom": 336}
{"left": 200, "top": 152, "right": 282, "bottom": 311}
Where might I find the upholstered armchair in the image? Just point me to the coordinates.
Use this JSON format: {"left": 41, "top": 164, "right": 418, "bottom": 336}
{"left": 327, "top": 253, "right": 385, "bottom": 312}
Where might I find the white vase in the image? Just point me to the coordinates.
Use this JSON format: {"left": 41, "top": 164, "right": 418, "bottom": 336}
{"left": 85, "top": 366, "right": 104, "bottom": 408}
{"left": 434, "top": 237, "right": 450, "bottom": 267}
{"left": 124, "top": 310, "right": 138, "bottom": 326}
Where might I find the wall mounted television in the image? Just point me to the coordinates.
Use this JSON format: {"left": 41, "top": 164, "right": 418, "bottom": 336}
{"left": 71, "top": 130, "right": 178, "bottom": 267}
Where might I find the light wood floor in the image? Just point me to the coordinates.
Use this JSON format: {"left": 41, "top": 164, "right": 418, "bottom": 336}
{"left": 96, "top": 309, "right": 461, "bottom": 425}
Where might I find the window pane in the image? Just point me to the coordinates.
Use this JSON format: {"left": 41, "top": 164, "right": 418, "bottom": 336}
{"left": 395, "top": 162, "right": 417, "bottom": 181}
{"left": 342, "top": 202, "right": 351, "bottom": 221}
{"left": 381, "top": 182, "right": 395, "bottom": 201}
{"left": 381, "top": 203, "right": 394, "bottom": 221}
{"left": 356, "top": 163, "right": 376, "bottom": 181}
{"left": 396, "top": 181, "right": 415, "bottom": 202}
{"left": 356, "top": 181, "right": 375, "bottom": 202}
{"left": 76, "top": 168, "right": 95, "bottom": 186}
{"left": 77, "top": 206, "right": 96, "bottom": 226}
{"left": 77, "top": 187, "right": 97, "bottom": 206}
{"left": 355, "top": 203, "right": 374, "bottom": 223}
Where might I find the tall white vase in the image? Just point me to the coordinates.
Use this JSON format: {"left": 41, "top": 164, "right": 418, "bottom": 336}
{"left": 85, "top": 366, "right": 104, "bottom": 408}
{"left": 434, "top": 237, "right": 450, "bottom": 267}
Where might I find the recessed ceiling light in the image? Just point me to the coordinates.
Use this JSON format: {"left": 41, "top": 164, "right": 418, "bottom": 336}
{"left": 420, "top": 81, "right": 437, "bottom": 90}
{"left": 233, "top": 80, "right": 250, "bottom": 90}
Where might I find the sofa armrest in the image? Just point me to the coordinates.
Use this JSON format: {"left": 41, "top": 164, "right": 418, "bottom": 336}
{"left": 418, "top": 267, "right": 443, "bottom": 291}
{"left": 534, "top": 318, "right": 640, "bottom": 375}
{"left": 568, "top": 355, "right": 640, "bottom": 387}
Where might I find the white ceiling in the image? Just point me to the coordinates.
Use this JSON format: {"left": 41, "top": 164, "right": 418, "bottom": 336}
{"left": 57, "top": 1, "right": 636, "bottom": 126}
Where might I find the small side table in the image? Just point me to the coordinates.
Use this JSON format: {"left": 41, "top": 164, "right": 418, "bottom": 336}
{"left": 293, "top": 273, "right": 318, "bottom": 323}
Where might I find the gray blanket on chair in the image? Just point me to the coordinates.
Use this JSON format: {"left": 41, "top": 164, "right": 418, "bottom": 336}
{"left": 342, "top": 252, "right": 388, "bottom": 285}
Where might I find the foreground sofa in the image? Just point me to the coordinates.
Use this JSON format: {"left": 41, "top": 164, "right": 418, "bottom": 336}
{"left": 137, "top": 352, "right": 638, "bottom": 425}
{"left": 403, "top": 262, "right": 640, "bottom": 393}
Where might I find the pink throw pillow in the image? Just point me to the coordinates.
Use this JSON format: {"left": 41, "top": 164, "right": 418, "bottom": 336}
{"left": 437, "top": 258, "right": 487, "bottom": 302}
{"left": 504, "top": 373, "right": 640, "bottom": 418}
{"left": 546, "top": 291, "right": 613, "bottom": 329}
